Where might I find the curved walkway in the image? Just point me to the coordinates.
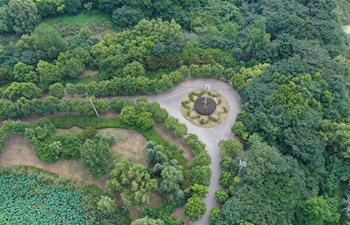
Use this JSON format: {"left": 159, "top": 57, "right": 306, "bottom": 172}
{"left": 131, "top": 78, "right": 241, "bottom": 225}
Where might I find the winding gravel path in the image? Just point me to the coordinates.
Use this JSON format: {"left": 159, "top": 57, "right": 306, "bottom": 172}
{"left": 130, "top": 78, "right": 241, "bottom": 225}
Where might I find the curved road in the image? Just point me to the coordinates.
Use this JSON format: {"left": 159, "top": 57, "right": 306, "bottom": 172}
{"left": 130, "top": 78, "right": 241, "bottom": 225}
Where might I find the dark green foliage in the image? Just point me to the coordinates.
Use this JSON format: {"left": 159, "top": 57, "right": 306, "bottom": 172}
{"left": 112, "top": 6, "right": 145, "bottom": 29}
{"left": 142, "top": 204, "right": 185, "bottom": 225}
{"left": 215, "top": 135, "right": 308, "bottom": 225}
{"left": 191, "top": 166, "right": 211, "bottom": 187}
{"left": 80, "top": 136, "right": 113, "bottom": 179}
{"left": 55, "top": 134, "right": 80, "bottom": 159}
{"left": 109, "top": 97, "right": 124, "bottom": 112}
{"left": 106, "top": 159, "right": 157, "bottom": 210}
{"left": 78, "top": 127, "right": 96, "bottom": 141}
{"left": 0, "top": 0, "right": 40, "bottom": 34}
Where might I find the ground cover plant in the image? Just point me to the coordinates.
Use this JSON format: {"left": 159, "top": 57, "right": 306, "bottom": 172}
{"left": 0, "top": 166, "right": 131, "bottom": 224}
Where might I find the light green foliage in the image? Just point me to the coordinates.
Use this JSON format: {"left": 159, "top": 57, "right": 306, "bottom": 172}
{"left": 159, "top": 74, "right": 173, "bottom": 91}
{"left": 36, "top": 60, "right": 63, "bottom": 91}
{"left": 97, "top": 196, "right": 117, "bottom": 215}
{"left": 215, "top": 189, "right": 229, "bottom": 205}
{"left": 298, "top": 196, "right": 340, "bottom": 225}
{"left": 56, "top": 50, "right": 86, "bottom": 78}
{"left": 136, "top": 111, "right": 155, "bottom": 130}
{"left": 193, "top": 152, "right": 211, "bottom": 166}
{"left": 320, "top": 120, "right": 350, "bottom": 158}
{"left": 0, "top": 0, "right": 40, "bottom": 34}
{"left": 119, "top": 106, "right": 136, "bottom": 125}
{"left": 12, "top": 62, "right": 37, "bottom": 83}
{"left": 131, "top": 217, "right": 165, "bottom": 225}
{"left": 184, "top": 197, "right": 206, "bottom": 222}
{"left": 175, "top": 123, "right": 188, "bottom": 136}
{"left": 123, "top": 61, "right": 146, "bottom": 77}
{"left": 49, "top": 82, "right": 64, "bottom": 98}
{"left": 106, "top": 159, "right": 157, "bottom": 210}
{"left": 65, "top": 83, "right": 76, "bottom": 95}
{"left": 190, "top": 64, "right": 200, "bottom": 77}
{"left": 218, "top": 138, "right": 242, "bottom": 158}
{"left": 190, "top": 184, "right": 208, "bottom": 199}
{"left": 210, "top": 207, "right": 221, "bottom": 225}
{"left": 3, "top": 82, "right": 41, "bottom": 102}
{"left": 191, "top": 165, "right": 212, "bottom": 187}
{"left": 164, "top": 116, "right": 179, "bottom": 131}
{"left": 79, "top": 137, "right": 113, "bottom": 179}
{"left": 231, "top": 121, "right": 249, "bottom": 140}
{"left": 231, "top": 63, "right": 269, "bottom": 92}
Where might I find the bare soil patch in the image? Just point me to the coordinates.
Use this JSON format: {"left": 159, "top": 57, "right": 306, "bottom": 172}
{"left": 0, "top": 134, "right": 108, "bottom": 189}
{"left": 181, "top": 89, "right": 230, "bottom": 128}
{"left": 171, "top": 207, "right": 190, "bottom": 225}
{"left": 98, "top": 128, "right": 148, "bottom": 165}
{"left": 56, "top": 126, "right": 83, "bottom": 135}
{"left": 154, "top": 124, "right": 194, "bottom": 163}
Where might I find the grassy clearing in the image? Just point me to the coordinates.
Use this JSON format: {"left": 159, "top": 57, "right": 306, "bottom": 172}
{"left": 181, "top": 89, "right": 230, "bottom": 128}
{"left": 98, "top": 128, "right": 148, "bottom": 165}
{"left": 42, "top": 12, "right": 112, "bottom": 26}
{"left": 64, "top": 73, "right": 100, "bottom": 85}
{"left": 146, "top": 68, "right": 171, "bottom": 80}
{"left": 49, "top": 116, "right": 192, "bottom": 168}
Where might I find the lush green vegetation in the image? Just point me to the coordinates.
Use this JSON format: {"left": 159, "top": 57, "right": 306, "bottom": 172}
{"left": 0, "top": 166, "right": 131, "bottom": 224}
{"left": 1, "top": 0, "right": 350, "bottom": 223}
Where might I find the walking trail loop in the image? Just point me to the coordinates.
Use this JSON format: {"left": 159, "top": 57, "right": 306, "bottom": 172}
{"left": 131, "top": 78, "right": 242, "bottom": 225}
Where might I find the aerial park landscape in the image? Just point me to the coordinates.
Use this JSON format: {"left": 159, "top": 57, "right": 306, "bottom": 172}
{"left": 1, "top": 0, "right": 350, "bottom": 224}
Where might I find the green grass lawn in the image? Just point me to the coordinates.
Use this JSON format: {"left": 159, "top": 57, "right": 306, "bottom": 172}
{"left": 42, "top": 11, "right": 112, "bottom": 26}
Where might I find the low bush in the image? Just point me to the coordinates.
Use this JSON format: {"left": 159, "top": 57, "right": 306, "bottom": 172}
{"left": 208, "top": 116, "right": 218, "bottom": 122}
{"left": 189, "top": 93, "right": 195, "bottom": 102}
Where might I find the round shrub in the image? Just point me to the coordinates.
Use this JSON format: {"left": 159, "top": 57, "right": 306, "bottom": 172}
{"left": 194, "top": 97, "right": 217, "bottom": 115}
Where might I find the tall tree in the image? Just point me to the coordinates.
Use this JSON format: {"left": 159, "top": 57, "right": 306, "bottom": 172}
{"left": 106, "top": 159, "right": 157, "bottom": 210}
{"left": 80, "top": 137, "right": 113, "bottom": 179}
{"left": 0, "top": 0, "right": 40, "bottom": 34}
